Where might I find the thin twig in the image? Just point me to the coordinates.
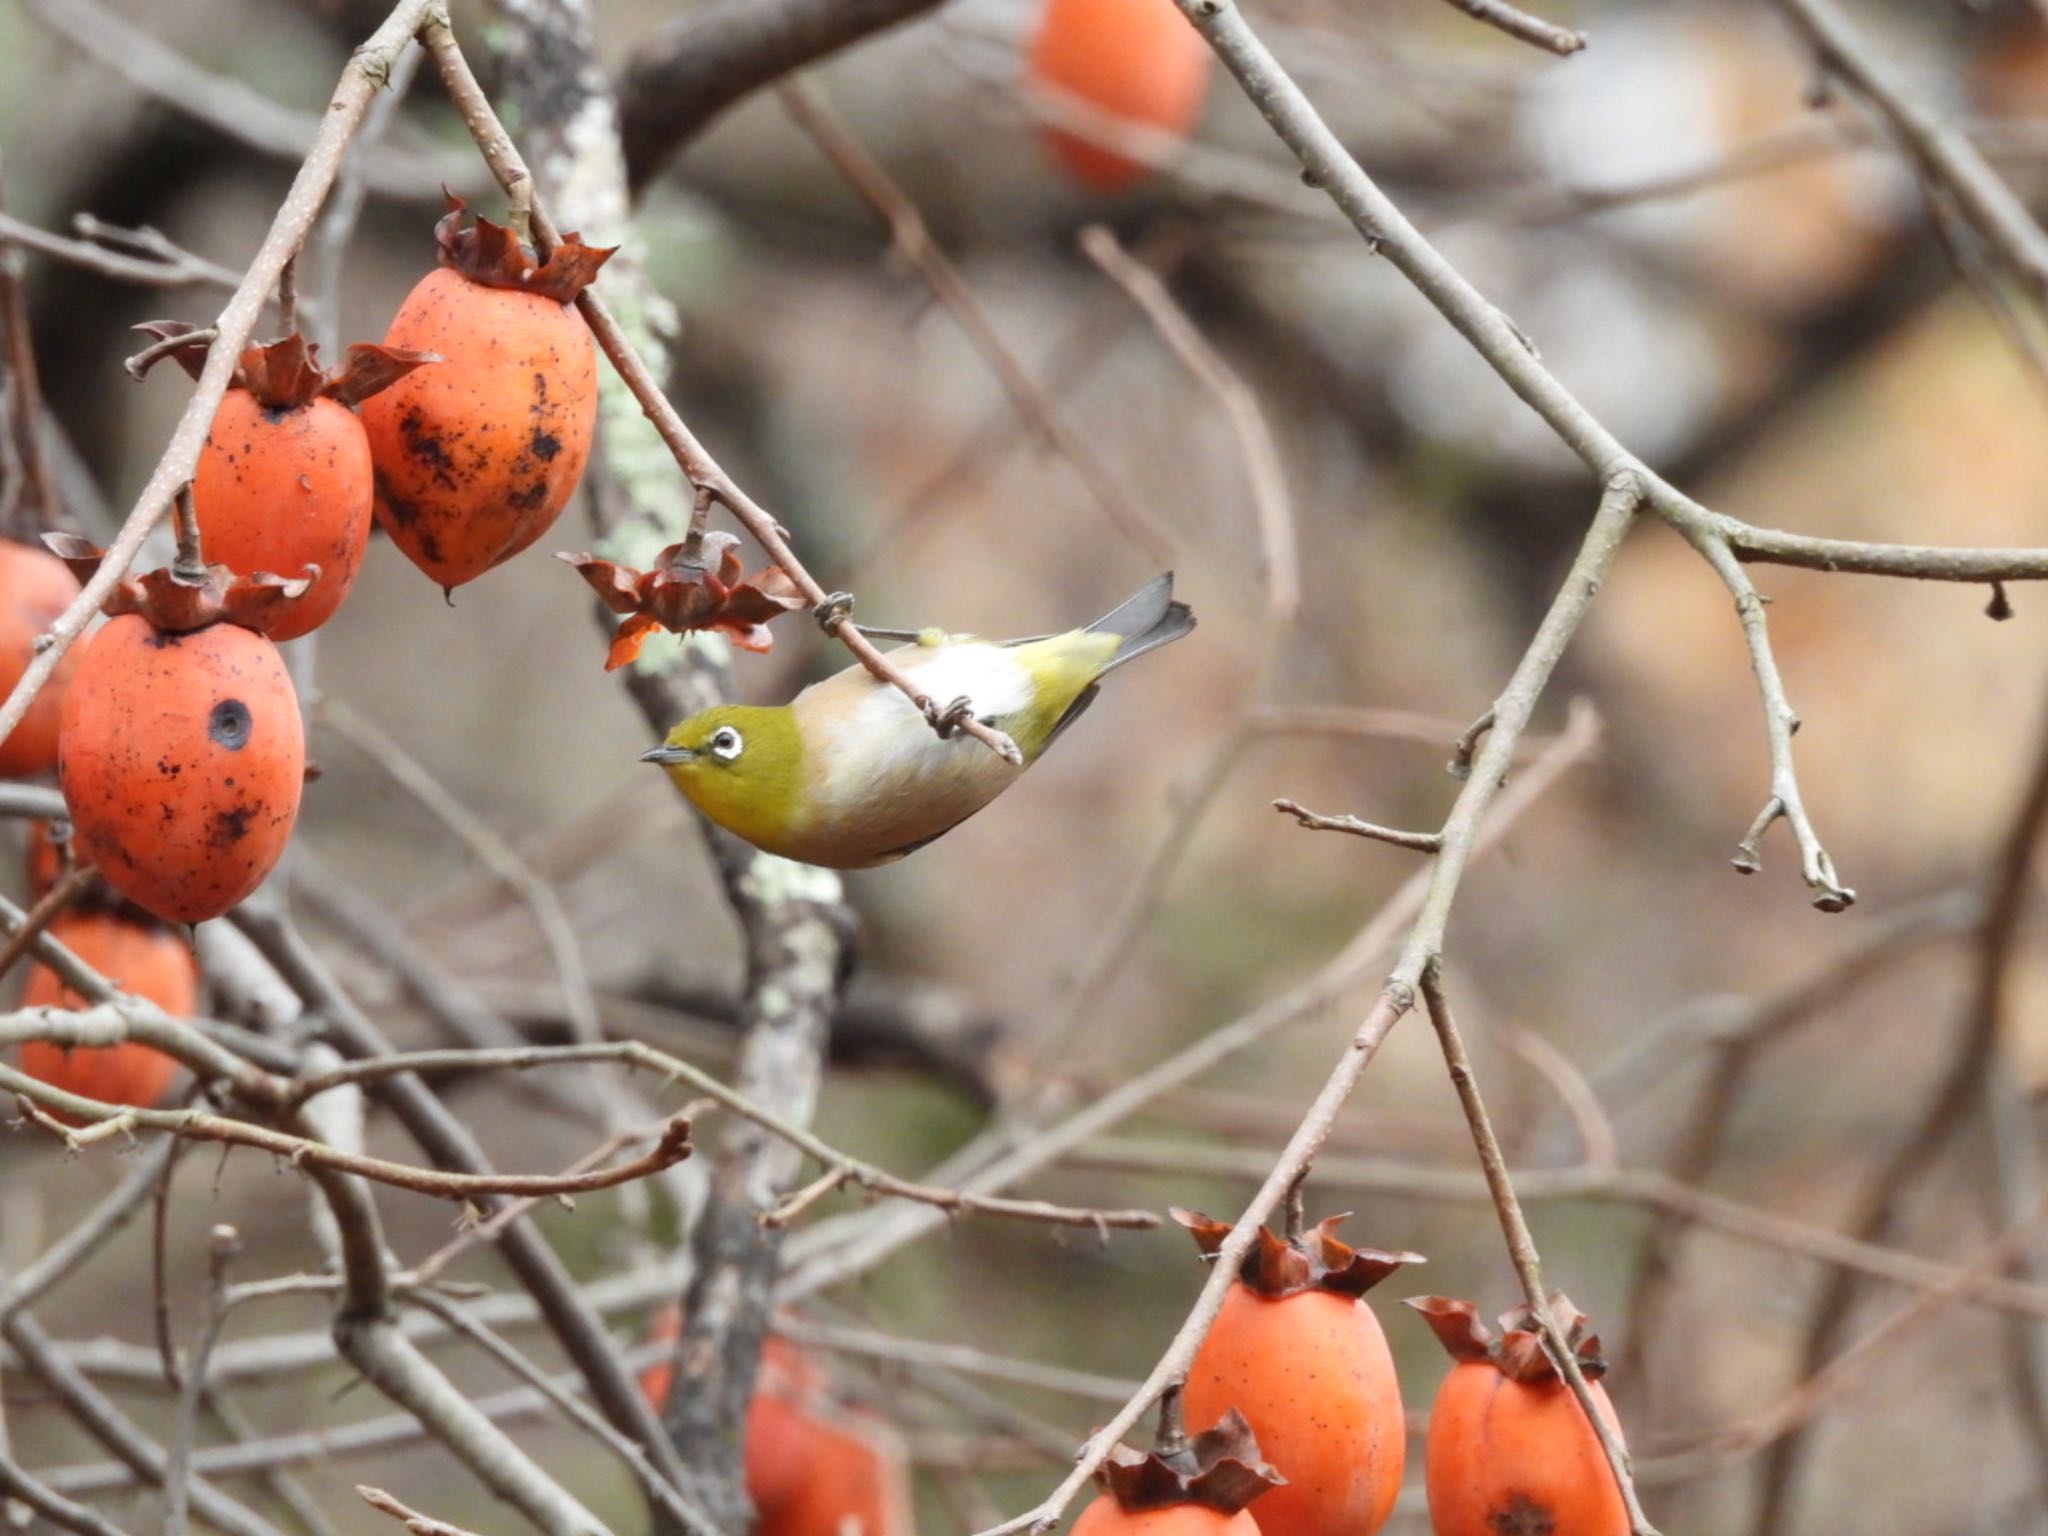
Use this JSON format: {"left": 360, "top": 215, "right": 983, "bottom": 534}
{"left": 164, "top": 1225, "right": 240, "bottom": 1536}
{"left": 1271, "top": 798, "right": 1444, "bottom": 852}
{"left": 1432, "top": 0, "right": 1586, "bottom": 56}
{"left": 1420, "top": 962, "right": 1658, "bottom": 1536}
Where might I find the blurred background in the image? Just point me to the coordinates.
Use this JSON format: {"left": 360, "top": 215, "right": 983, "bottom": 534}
{"left": 5, "top": 0, "right": 2048, "bottom": 1532}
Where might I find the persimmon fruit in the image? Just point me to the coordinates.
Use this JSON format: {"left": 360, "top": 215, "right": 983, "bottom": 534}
{"left": 17, "top": 909, "right": 196, "bottom": 1115}
{"left": 1177, "top": 1208, "right": 1419, "bottom": 1536}
{"left": 58, "top": 614, "right": 304, "bottom": 924}
{"left": 190, "top": 333, "right": 433, "bottom": 640}
{"left": 639, "top": 1307, "right": 909, "bottom": 1536}
{"left": 361, "top": 196, "right": 614, "bottom": 593}
{"left": 1026, "top": 0, "right": 1212, "bottom": 193}
{"left": 0, "top": 540, "right": 82, "bottom": 778}
{"left": 1408, "top": 1294, "right": 1629, "bottom": 1536}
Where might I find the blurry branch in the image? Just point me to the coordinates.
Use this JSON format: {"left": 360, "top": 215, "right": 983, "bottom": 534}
{"left": 1420, "top": 963, "right": 1655, "bottom": 1536}
{"left": 425, "top": 18, "right": 1022, "bottom": 765}
{"left": 617, "top": 0, "right": 952, "bottom": 190}
{"left": 163, "top": 1227, "right": 239, "bottom": 1536}
{"left": 0, "top": 0, "right": 438, "bottom": 793}
{"left": 1758, "top": 689, "right": 2048, "bottom": 1525}
{"left": 286, "top": 1040, "right": 1156, "bottom": 1231}
{"left": 1642, "top": 1193, "right": 2048, "bottom": 1484}
{"left": 1772, "top": 0, "right": 2048, "bottom": 309}
{"left": 317, "top": 697, "right": 605, "bottom": 1051}
{"left": 1078, "top": 226, "right": 1299, "bottom": 622}
{"left": 0, "top": 1447, "right": 129, "bottom": 1536}
{"left": 0, "top": 1138, "right": 175, "bottom": 1323}
{"left": 1432, "top": 0, "right": 1586, "bottom": 57}
{"left": 309, "top": 43, "right": 429, "bottom": 354}
{"left": 0, "top": 157, "right": 58, "bottom": 537}
{"left": 777, "top": 82, "right": 1173, "bottom": 566}
{"left": 22, "top": 0, "right": 466, "bottom": 199}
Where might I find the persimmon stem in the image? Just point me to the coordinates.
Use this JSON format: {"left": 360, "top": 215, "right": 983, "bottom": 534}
{"left": 276, "top": 251, "right": 299, "bottom": 336}
{"left": 171, "top": 482, "right": 206, "bottom": 582}
{"left": 1282, "top": 1169, "right": 1307, "bottom": 1242}
{"left": 1152, "top": 1382, "right": 1188, "bottom": 1458}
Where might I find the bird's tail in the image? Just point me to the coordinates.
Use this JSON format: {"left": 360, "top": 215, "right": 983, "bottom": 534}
{"left": 1087, "top": 572, "right": 1196, "bottom": 674}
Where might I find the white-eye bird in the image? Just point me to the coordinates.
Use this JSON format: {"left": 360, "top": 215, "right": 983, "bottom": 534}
{"left": 640, "top": 573, "right": 1195, "bottom": 869}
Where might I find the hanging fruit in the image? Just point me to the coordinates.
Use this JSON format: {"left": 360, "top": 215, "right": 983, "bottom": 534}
{"left": 16, "top": 909, "right": 197, "bottom": 1119}
{"left": 360, "top": 194, "right": 615, "bottom": 594}
{"left": 1406, "top": 1294, "right": 1629, "bottom": 1536}
{"left": 58, "top": 612, "right": 303, "bottom": 926}
{"left": 1026, "top": 0, "right": 1213, "bottom": 193}
{"left": 639, "top": 1307, "right": 910, "bottom": 1536}
{"left": 1176, "top": 1208, "right": 1420, "bottom": 1536}
{"left": 0, "top": 539, "right": 82, "bottom": 778}
{"left": 138, "top": 326, "right": 435, "bottom": 640}
{"left": 1071, "top": 1394, "right": 1283, "bottom": 1536}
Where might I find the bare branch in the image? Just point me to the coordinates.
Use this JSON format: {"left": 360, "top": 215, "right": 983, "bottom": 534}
{"left": 1432, "top": 0, "right": 1586, "bottom": 57}
{"left": 1271, "top": 798, "right": 1444, "bottom": 853}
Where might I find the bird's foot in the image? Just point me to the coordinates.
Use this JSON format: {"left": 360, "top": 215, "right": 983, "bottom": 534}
{"left": 814, "top": 591, "right": 855, "bottom": 635}
{"left": 926, "top": 695, "right": 976, "bottom": 738}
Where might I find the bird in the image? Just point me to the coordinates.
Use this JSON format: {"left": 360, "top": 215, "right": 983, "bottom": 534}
{"left": 640, "top": 573, "right": 1195, "bottom": 869}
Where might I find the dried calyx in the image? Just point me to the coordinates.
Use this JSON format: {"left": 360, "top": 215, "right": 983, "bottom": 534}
{"left": 44, "top": 532, "right": 313, "bottom": 637}
{"left": 434, "top": 191, "right": 615, "bottom": 303}
{"left": 131, "top": 325, "right": 435, "bottom": 410}
{"left": 1096, "top": 1398, "right": 1283, "bottom": 1516}
{"left": 558, "top": 529, "right": 805, "bottom": 670}
{"left": 1174, "top": 1207, "right": 1424, "bottom": 1299}
{"left": 1404, "top": 1293, "right": 1608, "bottom": 1384}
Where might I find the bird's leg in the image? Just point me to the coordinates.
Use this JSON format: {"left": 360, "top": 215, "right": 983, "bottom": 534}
{"left": 814, "top": 591, "right": 855, "bottom": 636}
{"left": 926, "top": 696, "right": 978, "bottom": 739}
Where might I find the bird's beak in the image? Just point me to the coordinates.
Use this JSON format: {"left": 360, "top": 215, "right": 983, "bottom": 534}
{"left": 639, "top": 743, "right": 695, "bottom": 765}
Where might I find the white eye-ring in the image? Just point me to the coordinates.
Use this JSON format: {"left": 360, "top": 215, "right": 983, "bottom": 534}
{"left": 709, "top": 726, "right": 744, "bottom": 761}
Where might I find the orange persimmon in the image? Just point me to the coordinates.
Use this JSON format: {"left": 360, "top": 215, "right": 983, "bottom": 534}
{"left": 58, "top": 615, "right": 303, "bottom": 924}
{"left": 639, "top": 1308, "right": 908, "bottom": 1536}
{"left": 17, "top": 909, "right": 196, "bottom": 1116}
{"left": 1177, "top": 1209, "right": 1419, "bottom": 1536}
{"left": 1408, "top": 1294, "right": 1628, "bottom": 1536}
{"left": 361, "top": 196, "right": 614, "bottom": 594}
{"left": 190, "top": 332, "right": 433, "bottom": 639}
{"left": 0, "top": 540, "right": 81, "bottom": 778}
{"left": 1026, "top": 0, "right": 1212, "bottom": 193}
{"left": 1071, "top": 1399, "right": 1281, "bottom": 1536}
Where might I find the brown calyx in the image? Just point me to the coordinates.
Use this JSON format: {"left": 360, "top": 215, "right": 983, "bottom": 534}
{"left": 434, "top": 191, "right": 615, "bottom": 304}
{"left": 557, "top": 529, "right": 805, "bottom": 671}
{"left": 1404, "top": 1293, "right": 1608, "bottom": 1384}
{"left": 43, "top": 532, "right": 315, "bottom": 639}
{"left": 1096, "top": 1406, "right": 1283, "bottom": 1517}
{"left": 131, "top": 324, "right": 436, "bottom": 410}
{"left": 1173, "top": 1207, "right": 1423, "bottom": 1299}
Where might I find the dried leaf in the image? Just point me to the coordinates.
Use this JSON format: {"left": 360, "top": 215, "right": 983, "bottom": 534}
{"left": 434, "top": 191, "right": 616, "bottom": 304}
{"left": 321, "top": 343, "right": 437, "bottom": 407}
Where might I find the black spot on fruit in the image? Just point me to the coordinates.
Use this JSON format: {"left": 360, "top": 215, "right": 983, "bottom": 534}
{"left": 399, "top": 411, "right": 459, "bottom": 489}
{"left": 209, "top": 699, "right": 252, "bottom": 751}
{"left": 208, "top": 804, "right": 256, "bottom": 848}
{"left": 143, "top": 628, "right": 181, "bottom": 650}
{"left": 528, "top": 427, "right": 561, "bottom": 462}
{"left": 1488, "top": 1495, "right": 1555, "bottom": 1536}
{"left": 508, "top": 480, "right": 549, "bottom": 511}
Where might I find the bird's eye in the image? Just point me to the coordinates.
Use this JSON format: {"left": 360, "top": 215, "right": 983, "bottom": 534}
{"left": 709, "top": 726, "right": 744, "bottom": 761}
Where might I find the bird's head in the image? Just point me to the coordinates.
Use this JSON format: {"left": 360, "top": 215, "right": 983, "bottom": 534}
{"left": 640, "top": 705, "right": 805, "bottom": 849}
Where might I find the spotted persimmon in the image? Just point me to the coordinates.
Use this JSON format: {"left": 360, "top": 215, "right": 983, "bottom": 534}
{"left": 1073, "top": 1395, "right": 1282, "bottom": 1536}
{"left": 1177, "top": 1209, "right": 1420, "bottom": 1536}
{"left": 0, "top": 540, "right": 82, "bottom": 778}
{"left": 639, "top": 1307, "right": 908, "bottom": 1536}
{"left": 1026, "top": 0, "right": 1212, "bottom": 193}
{"left": 1407, "top": 1294, "right": 1628, "bottom": 1536}
{"left": 58, "top": 614, "right": 303, "bottom": 924}
{"left": 17, "top": 909, "right": 197, "bottom": 1116}
{"left": 179, "top": 331, "right": 434, "bottom": 640}
{"left": 360, "top": 196, "right": 614, "bottom": 594}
